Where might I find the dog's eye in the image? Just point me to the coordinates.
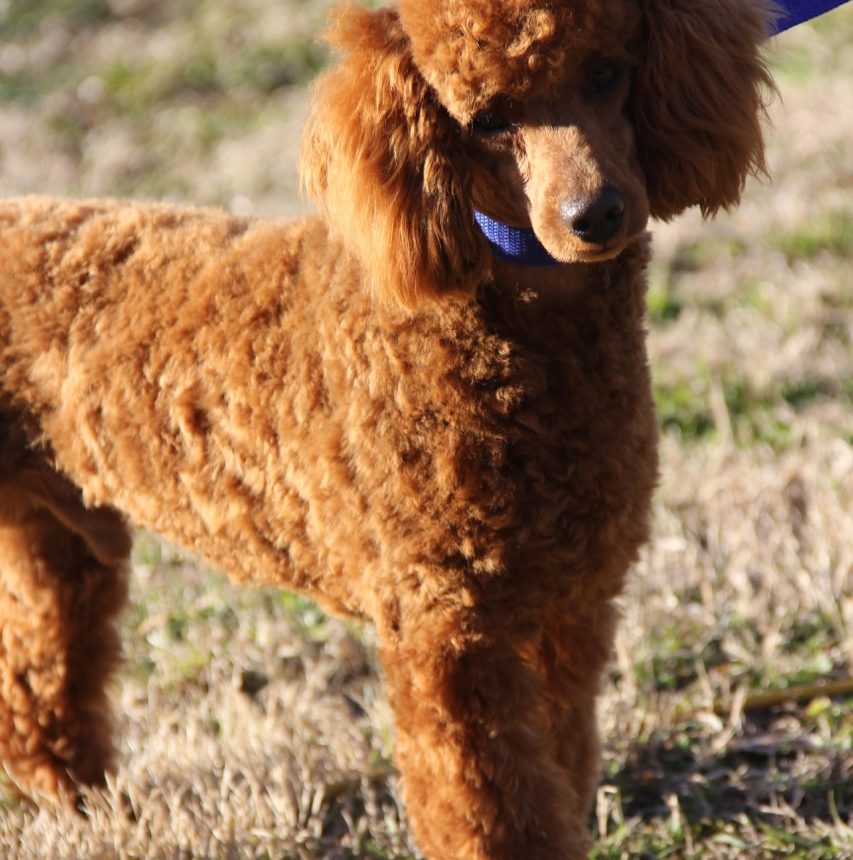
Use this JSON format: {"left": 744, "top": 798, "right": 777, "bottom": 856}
{"left": 471, "top": 109, "right": 511, "bottom": 134}
{"left": 588, "top": 64, "right": 622, "bottom": 94}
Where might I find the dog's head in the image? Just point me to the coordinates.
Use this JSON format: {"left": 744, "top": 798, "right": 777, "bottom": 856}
{"left": 301, "top": 0, "right": 774, "bottom": 307}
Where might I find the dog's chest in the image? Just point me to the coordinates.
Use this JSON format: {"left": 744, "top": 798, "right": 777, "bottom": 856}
{"left": 347, "top": 282, "right": 659, "bottom": 586}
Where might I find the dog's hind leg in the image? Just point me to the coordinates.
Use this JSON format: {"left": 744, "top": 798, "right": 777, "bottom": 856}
{"left": 0, "top": 470, "right": 129, "bottom": 804}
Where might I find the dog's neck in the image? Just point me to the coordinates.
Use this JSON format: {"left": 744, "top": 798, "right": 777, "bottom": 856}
{"left": 474, "top": 211, "right": 558, "bottom": 267}
{"left": 489, "top": 253, "right": 592, "bottom": 310}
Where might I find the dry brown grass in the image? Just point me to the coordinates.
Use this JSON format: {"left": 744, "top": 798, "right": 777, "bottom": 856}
{"left": 0, "top": 2, "right": 850, "bottom": 857}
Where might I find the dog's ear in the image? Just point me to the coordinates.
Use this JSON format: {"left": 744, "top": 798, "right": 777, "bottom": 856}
{"left": 300, "top": 5, "right": 490, "bottom": 308}
{"left": 633, "top": 0, "right": 776, "bottom": 220}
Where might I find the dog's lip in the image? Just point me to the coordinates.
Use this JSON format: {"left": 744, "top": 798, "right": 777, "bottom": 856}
{"left": 547, "top": 230, "right": 643, "bottom": 264}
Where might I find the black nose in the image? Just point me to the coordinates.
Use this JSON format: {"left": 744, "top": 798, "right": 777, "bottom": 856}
{"left": 561, "top": 188, "right": 625, "bottom": 245}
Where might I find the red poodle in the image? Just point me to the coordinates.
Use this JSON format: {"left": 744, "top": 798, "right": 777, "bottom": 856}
{"left": 0, "top": 1, "right": 772, "bottom": 856}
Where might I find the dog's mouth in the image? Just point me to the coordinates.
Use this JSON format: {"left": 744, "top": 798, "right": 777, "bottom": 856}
{"left": 550, "top": 232, "right": 641, "bottom": 264}
{"left": 534, "top": 222, "right": 647, "bottom": 265}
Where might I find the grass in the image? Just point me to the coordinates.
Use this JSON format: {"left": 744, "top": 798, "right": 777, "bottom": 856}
{"left": 653, "top": 371, "right": 851, "bottom": 449}
{"left": 0, "top": 0, "right": 332, "bottom": 204}
{"left": 0, "top": 2, "right": 851, "bottom": 858}
{"left": 0, "top": 0, "right": 114, "bottom": 36}
{"left": 772, "top": 211, "right": 853, "bottom": 262}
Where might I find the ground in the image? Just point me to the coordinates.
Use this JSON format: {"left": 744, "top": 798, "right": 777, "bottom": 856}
{"left": 0, "top": 1, "right": 850, "bottom": 857}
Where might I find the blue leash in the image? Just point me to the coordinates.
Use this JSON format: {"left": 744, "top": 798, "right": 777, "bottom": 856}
{"left": 773, "top": 0, "right": 848, "bottom": 32}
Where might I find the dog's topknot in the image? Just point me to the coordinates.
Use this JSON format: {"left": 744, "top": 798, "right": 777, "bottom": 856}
{"left": 398, "top": 0, "right": 640, "bottom": 118}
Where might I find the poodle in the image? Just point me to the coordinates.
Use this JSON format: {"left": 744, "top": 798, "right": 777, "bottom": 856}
{"left": 0, "top": 1, "right": 772, "bottom": 857}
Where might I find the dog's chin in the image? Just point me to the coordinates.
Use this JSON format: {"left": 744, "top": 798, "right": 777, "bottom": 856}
{"left": 543, "top": 231, "right": 644, "bottom": 265}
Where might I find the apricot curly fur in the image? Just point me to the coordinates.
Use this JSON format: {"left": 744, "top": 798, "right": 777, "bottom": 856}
{"left": 0, "top": 1, "right": 772, "bottom": 857}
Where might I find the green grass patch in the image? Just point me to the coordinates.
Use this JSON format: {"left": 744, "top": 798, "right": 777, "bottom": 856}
{"left": 633, "top": 623, "right": 706, "bottom": 693}
{"left": 722, "top": 378, "right": 796, "bottom": 449}
{"left": 784, "top": 614, "right": 844, "bottom": 657}
{"left": 0, "top": 0, "right": 113, "bottom": 36}
{"left": 267, "top": 590, "right": 330, "bottom": 641}
{"left": 771, "top": 42, "right": 818, "bottom": 83}
{"left": 654, "top": 379, "right": 715, "bottom": 441}
{"left": 772, "top": 211, "right": 853, "bottom": 261}
{"left": 0, "top": 2, "right": 325, "bottom": 116}
{"left": 654, "top": 369, "right": 847, "bottom": 448}
{"left": 352, "top": 838, "right": 416, "bottom": 860}
{"left": 0, "top": 772, "right": 19, "bottom": 809}
{"left": 237, "top": 39, "right": 327, "bottom": 92}
{"left": 646, "top": 267, "right": 685, "bottom": 324}
{"left": 670, "top": 237, "right": 748, "bottom": 273}
{"left": 597, "top": 717, "right": 852, "bottom": 859}
{"left": 769, "top": 656, "right": 837, "bottom": 690}
{"left": 0, "top": 73, "right": 42, "bottom": 103}
{"left": 781, "top": 379, "right": 839, "bottom": 409}
{"left": 754, "top": 820, "right": 848, "bottom": 858}
{"left": 89, "top": 35, "right": 323, "bottom": 118}
{"left": 647, "top": 239, "right": 761, "bottom": 326}
{"left": 132, "top": 530, "right": 183, "bottom": 567}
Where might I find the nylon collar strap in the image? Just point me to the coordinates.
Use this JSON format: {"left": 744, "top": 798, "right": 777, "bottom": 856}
{"left": 473, "top": 210, "right": 559, "bottom": 267}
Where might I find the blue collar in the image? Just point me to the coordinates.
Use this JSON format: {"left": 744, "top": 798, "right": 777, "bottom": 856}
{"left": 474, "top": 210, "right": 559, "bottom": 267}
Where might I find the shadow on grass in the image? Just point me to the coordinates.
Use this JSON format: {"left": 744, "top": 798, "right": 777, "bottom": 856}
{"left": 603, "top": 711, "right": 850, "bottom": 828}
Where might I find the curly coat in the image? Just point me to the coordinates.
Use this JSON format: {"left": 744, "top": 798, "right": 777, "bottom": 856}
{"left": 0, "top": 1, "right": 772, "bottom": 857}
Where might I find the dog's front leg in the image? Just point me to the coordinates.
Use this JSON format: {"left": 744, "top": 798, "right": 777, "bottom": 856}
{"left": 378, "top": 603, "right": 591, "bottom": 860}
